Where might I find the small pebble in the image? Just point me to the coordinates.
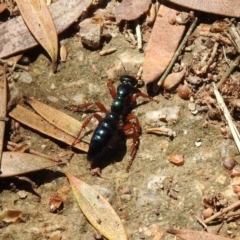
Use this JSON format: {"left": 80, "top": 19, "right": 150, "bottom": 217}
{"left": 60, "top": 95, "right": 69, "bottom": 102}
{"left": 187, "top": 75, "right": 202, "bottom": 85}
{"left": 18, "top": 190, "right": 28, "bottom": 199}
{"left": 79, "top": 18, "right": 102, "bottom": 49}
{"left": 72, "top": 93, "right": 86, "bottom": 104}
{"left": 47, "top": 95, "right": 58, "bottom": 103}
{"left": 222, "top": 157, "right": 236, "bottom": 170}
{"left": 41, "top": 144, "right": 47, "bottom": 150}
{"left": 50, "top": 83, "right": 56, "bottom": 90}
{"left": 188, "top": 102, "right": 196, "bottom": 111}
{"left": 147, "top": 176, "right": 166, "bottom": 192}
{"left": 177, "top": 84, "right": 191, "bottom": 100}
{"left": 145, "top": 106, "right": 181, "bottom": 127}
{"left": 18, "top": 71, "right": 33, "bottom": 83}
{"left": 168, "top": 153, "right": 185, "bottom": 166}
{"left": 195, "top": 140, "right": 202, "bottom": 147}
{"left": 120, "top": 186, "right": 132, "bottom": 194}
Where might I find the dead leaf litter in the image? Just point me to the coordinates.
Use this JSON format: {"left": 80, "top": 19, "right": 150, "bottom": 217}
{"left": 1, "top": 0, "right": 240, "bottom": 239}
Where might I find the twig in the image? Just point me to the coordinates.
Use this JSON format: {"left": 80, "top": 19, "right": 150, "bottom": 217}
{"left": 137, "top": 66, "right": 143, "bottom": 79}
{"left": 229, "top": 26, "right": 240, "bottom": 52}
{"left": 226, "top": 210, "right": 240, "bottom": 218}
{"left": 213, "top": 83, "right": 240, "bottom": 153}
{"left": 0, "top": 58, "right": 29, "bottom": 71}
{"left": 215, "top": 221, "right": 225, "bottom": 234}
{"left": 127, "top": 29, "right": 137, "bottom": 45}
{"left": 224, "top": 30, "right": 236, "bottom": 50}
{"left": 7, "top": 141, "right": 61, "bottom": 163}
{"left": 204, "top": 200, "right": 240, "bottom": 223}
{"left": 157, "top": 17, "right": 198, "bottom": 87}
{"left": 222, "top": 46, "right": 230, "bottom": 66}
{"left": 198, "top": 42, "right": 219, "bottom": 74}
{"left": 216, "top": 55, "right": 240, "bottom": 88}
{"left": 135, "top": 20, "right": 142, "bottom": 51}
{"left": 0, "top": 64, "right": 8, "bottom": 174}
{"left": 195, "top": 216, "right": 211, "bottom": 232}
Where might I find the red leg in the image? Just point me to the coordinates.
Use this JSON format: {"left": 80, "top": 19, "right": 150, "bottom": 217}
{"left": 131, "top": 92, "right": 159, "bottom": 104}
{"left": 72, "top": 113, "right": 103, "bottom": 146}
{"left": 65, "top": 102, "right": 95, "bottom": 112}
{"left": 95, "top": 101, "right": 109, "bottom": 113}
{"left": 125, "top": 114, "right": 141, "bottom": 134}
{"left": 66, "top": 101, "right": 109, "bottom": 114}
{"left": 123, "top": 121, "right": 140, "bottom": 172}
{"left": 107, "top": 81, "right": 117, "bottom": 99}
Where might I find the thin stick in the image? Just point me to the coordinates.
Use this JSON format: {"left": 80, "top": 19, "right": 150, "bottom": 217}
{"left": 157, "top": 17, "right": 198, "bottom": 86}
{"left": 215, "top": 221, "right": 225, "bottom": 234}
{"left": 213, "top": 83, "right": 240, "bottom": 153}
{"left": 195, "top": 216, "right": 211, "bottom": 232}
{"left": 222, "top": 46, "right": 230, "bottom": 66}
{"left": 198, "top": 42, "right": 219, "bottom": 74}
{"left": 216, "top": 55, "right": 240, "bottom": 88}
{"left": 0, "top": 64, "right": 8, "bottom": 173}
{"left": 204, "top": 200, "right": 240, "bottom": 223}
{"left": 7, "top": 141, "right": 61, "bottom": 163}
{"left": 135, "top": 20, "right": 142, "bottom": 51}
{"left": 226, "top": 210, "right": 240, "bottom": 218}
{"left": 0, "top": 58, "right": 29, "bottom": 71}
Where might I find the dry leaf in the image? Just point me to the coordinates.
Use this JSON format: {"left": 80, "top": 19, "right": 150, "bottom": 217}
{"left": 66, "top": 173, "right": 128, "bottom": 240}
{"left": 0, "top": 65, "right": 7, "bottom": 169}
{"left": 0, "top": 152, "right": 65, "bottom": 178}
{"left": 142, "top": 4, "right": 186, "bottom": 85}
{"left": 15, "top": 0, "right": 58, "bottom": 71}
{"left": 0, "top": 0, "right": 92, "bottom": 59}
{"left": 26, "top": 97, "right": 84, "bottom": 139}
{"left": 9, "top": 105, "right": 89, "bottom": 152}
{"left": 115, "top": 0, "right": 151, "bottom": 22}
{"left": 167, "top": 229, "right": 231, "bottom": 240}
{"left": 167, "top": 0, "right": 240, "bottom": 17}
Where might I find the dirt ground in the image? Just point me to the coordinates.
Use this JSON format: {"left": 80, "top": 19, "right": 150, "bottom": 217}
{"left": 1, "top": 2, "right": 240, "bottom": 240}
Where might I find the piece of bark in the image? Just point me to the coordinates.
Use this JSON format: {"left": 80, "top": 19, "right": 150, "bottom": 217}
{"left": 115, "top": 0, "right": 151, "bottom": 22}
{"left": 142, "top": 4, "right": 186, "bottom": 85}
{"left": 0, "top": 0, "right": 92, "bottom": 59}
{"left": 168, "top": 0, "right": 240, "bottom": 17}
